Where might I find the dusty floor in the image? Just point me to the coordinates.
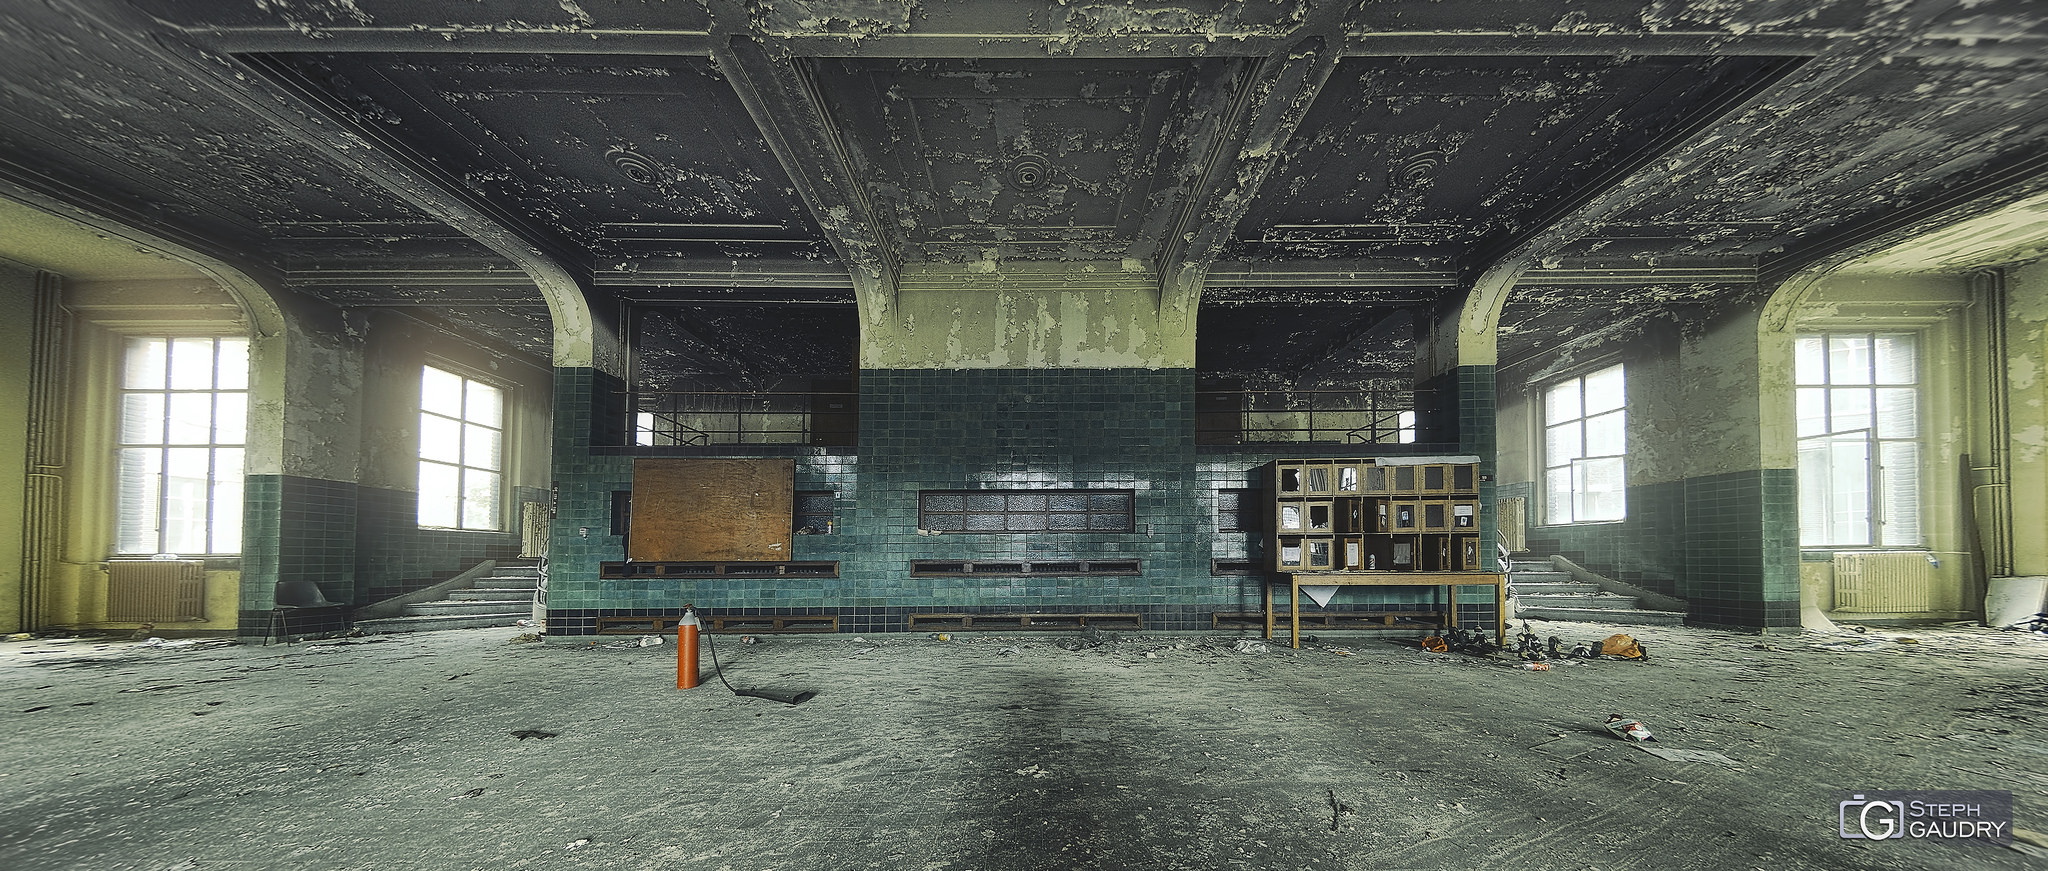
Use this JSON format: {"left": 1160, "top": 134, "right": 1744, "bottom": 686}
{"left": 0, "top": 620, "right": 2042, "bottom": 871}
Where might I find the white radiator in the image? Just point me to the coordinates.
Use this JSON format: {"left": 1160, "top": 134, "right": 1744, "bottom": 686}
{"left": 1833, "top": 552, "right": 1935, "bottom": 612}
{"left": 106, "top": 560, "right": 206, "bottom": 622}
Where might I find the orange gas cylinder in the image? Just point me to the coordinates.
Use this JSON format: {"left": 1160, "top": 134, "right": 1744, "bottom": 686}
{"left": 676, "top": 607, "right": 701, "bottom": 689}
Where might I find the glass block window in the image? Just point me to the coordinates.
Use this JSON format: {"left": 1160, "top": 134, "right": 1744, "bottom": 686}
{"left": 1796, "top": 332, "right": 1920, "bottom": 547}
{"left": 795, "top": 490, "right": 836, "bottom": 534}
{"left": 418, "top": 365, "right": 504, "bottom": 530}
{"left": 919, "top": 490, "right": 1135, "bottom": 533}
{"left": 1216, "top": 488, "right": 1259, "bottom": 532}
{"left": 1543, "top": 363, "right": 1626, "bottom": 524}
{"left": 116, "top": 337, "right": 249, "bottom": 555}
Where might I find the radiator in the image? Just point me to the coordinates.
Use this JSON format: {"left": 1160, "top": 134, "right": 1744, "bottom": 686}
{"left": 520, "top": 502, "right": 551, "bottom": 559}
{"left": 106, "top": 560, "right": 206, "bottom": 622}
{"left": 1833, "top": 552, "right": 1935, "bottom": 612}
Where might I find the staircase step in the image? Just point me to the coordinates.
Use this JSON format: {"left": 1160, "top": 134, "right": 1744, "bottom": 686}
{"left": 1510, "top": 569, "right": 1573, "bottom": 581}
{"left": 404, "top": 600, "right": 532, "bottom": 618}
{"left": 1517, "top": 592, "right": 1640, "bottom": 610}
{"left": 1508, "top": 561, "right": 1556, "bottom": 573}
{"left": 357, "top": 613, "right": 529, "bottom": 635}
{"left": 473, "top": 578, "right": 539, "bottom": 590}
{"left": 1514, "top": 582, "right": 1601, "bottom": 595}
{"left": 448, "top": 589, "right": 532, "bottom": 602}
{"left": 487, "top": 567, "right": 540, "bottom": 578}
{"left": 1514, "top": 606, "right": 1687, "bottom": 626}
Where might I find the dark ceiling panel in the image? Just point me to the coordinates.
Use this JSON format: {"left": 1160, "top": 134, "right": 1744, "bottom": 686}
{"left": 630, "top": 303, "right": 857, "bottom": 389}
{"left": 809, "top": 57, "right": 1234, "bottom": 263}
{"left": 1198, "top": 296, "right": 1419, "bottom": 379}
{"left": 125, "top": 0, "right": 710, "bottom": 32}
{"left": 1600, "top": 57, "right": 2048, "bottom": 261}
{"left": 0, "top": 3, "right": 438, "bottom": 259}
{"left": 1230, "top": 55, "right": 1794, "bottom": 263}
{"left": 262, "top": 52, "right": 832, "bottom": 262}
{"left": 1345, "top": 0, "right": 1875, "bottom": 34}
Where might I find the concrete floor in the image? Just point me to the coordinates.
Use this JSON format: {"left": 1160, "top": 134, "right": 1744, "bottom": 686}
{"left": 0, "top": 621, "right": 2042, "bottom": 871}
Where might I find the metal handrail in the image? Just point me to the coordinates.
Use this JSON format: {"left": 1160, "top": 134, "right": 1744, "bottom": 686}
{"left": 630, "top": 390, "right": 857, "bottom": 446}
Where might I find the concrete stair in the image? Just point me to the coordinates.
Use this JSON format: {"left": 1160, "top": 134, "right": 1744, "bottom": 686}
{"left": 356, "top": 562, "right": 538, "bottom": 634}
{"left": 1509, "top": 559, "right": 1686, "bottom": 627}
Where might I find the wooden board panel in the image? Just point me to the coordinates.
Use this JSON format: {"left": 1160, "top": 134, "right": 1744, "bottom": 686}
{"left": 629, "top": 458, "right": 793, "bottom": 562}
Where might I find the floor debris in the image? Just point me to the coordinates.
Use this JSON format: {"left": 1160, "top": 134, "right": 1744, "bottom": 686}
{"left": 1635, "top": 746, "right": 1739, "bottom": 766}
{"left": 1604, "top": 714, "right": 1656, "bottom": 742}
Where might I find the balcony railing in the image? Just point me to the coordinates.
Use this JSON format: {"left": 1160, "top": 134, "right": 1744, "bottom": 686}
{"left": 627, "top": 386, "right": 1416, "bottom": 447}
{"left": 631, "top": 390, "right": 857, "bottom": 446}
{"left": 1196, "top": 388, "right": 1419, "bottom": 445}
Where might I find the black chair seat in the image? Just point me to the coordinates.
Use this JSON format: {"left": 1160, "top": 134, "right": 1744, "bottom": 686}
{"left": 267, "top": 581, "right": 349, "bottom": 644}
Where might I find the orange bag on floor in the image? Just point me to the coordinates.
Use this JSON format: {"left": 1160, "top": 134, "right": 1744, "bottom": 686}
{"left": 1600, "top": 634, "right": 1647, "bottom": 660}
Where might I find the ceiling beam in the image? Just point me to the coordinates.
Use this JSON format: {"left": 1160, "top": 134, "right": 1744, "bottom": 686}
{"left": 705, "top": 26, "right": 898, "bottom": 315}
{"left": 1758, "top": 146, "right": 2048, "bottom": 286}
{"left": 1158, "top": 36, "right": 1341, "bottom": 331}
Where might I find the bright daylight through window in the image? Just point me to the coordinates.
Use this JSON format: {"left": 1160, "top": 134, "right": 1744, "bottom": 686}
{"left": 418, "top": 366, "right": 504, "bottom": 530}
{"left": 1543, "top": 364, "right": 1626, "bottom": 524}
{"left": 1797, "top": 332, "right": 1920, "bottom": 547}
{"left": 117, "top": 337, "right": 248, "bottom": 555}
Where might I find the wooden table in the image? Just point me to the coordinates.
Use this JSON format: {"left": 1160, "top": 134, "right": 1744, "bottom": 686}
{"left": 1263, "top": 571, "right": 1506, "bottom": 649}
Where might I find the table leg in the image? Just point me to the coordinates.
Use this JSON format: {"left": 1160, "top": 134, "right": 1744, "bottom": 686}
{"left": 1290, "top": 578, "right": 1301, "bottom": 649}
{"left": 1494, "top": 576, "right": 1506, "bottom": 647}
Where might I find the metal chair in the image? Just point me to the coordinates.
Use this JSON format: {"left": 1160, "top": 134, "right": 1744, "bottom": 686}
{"left": 267, "top": 580, "right": 348, "bottom": 644}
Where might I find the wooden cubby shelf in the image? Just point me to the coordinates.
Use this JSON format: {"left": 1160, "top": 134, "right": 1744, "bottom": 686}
{"left": 1264, "top": 457, "right": 1505, "bottom": 649}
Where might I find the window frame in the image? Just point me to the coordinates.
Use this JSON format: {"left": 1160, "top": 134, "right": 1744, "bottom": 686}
{"left": 114, "top": 335, "right": 251, "bottom": 557}
{"left": 1540, "top": 362, "right": 1627, "bottom": 526}
{"left": 417, "top": 363, "right": 508, "bottom": 532}
{"left": 1795, "top": 330, "right": 1922, "bottom": 549}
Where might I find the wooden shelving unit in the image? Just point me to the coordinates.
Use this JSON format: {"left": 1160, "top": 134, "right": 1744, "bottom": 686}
{"left": 1262, "top": 457, "right": 1504, "bottom": 648}
{"left": 1266, "top": 458, "right": 1484, "bottom": 574}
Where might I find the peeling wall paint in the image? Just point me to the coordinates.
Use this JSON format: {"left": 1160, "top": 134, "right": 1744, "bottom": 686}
{"left": 275, "top": 309, "right": 366, "bottom": 482}
{"left": 861, "top": 262, "right": 1193, "bottom": 369}
{"left": 0, "top": 262, "right": 35, "bottom": 632}
{"left": 2005, "top": 260, "right": 2048, "bottom": 575}
{"left": 1681, "top": 305, "right": 1773, "bottom": 479}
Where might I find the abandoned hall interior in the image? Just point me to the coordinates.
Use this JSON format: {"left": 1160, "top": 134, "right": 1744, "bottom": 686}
{"left": 5, "top": 0, "right": 2048, "bottom": 645}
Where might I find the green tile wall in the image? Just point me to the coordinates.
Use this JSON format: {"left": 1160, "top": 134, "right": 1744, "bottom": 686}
{"left": 543, "top": 367, "right": 1503, "bottom": 633}
{"left": 1504, "top": 469, "right": 1801, "bottom": 629}
{"left": 1510, "top": 479, "right": 1688, "bottom": 597}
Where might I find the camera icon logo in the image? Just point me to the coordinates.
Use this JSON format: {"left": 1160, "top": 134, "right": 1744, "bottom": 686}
{"left": 1840, "top": 794, "right": 1907, "bottom": 839}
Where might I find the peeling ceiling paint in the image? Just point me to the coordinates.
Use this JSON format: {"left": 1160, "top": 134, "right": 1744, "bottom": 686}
{"left": 0, "top": 0, "right": 2042, "bottom": 382}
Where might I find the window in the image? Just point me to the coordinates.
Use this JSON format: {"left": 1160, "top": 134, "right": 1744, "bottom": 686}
{"left": 117, "top": 337, "right": 249, "bottom": 555}
{"left": 1796, "top": 332, "right": 1919, "bottom": 547}
{"left": 919, "top": 490, "right": 1134, "bottom": 533}
{"left": 1543, "top": 364, "right": 1625, "bottom": 523}
{"left": 1216, "top": 488, "right": 1260, "bottom": 532}
{"left": 795, "top": 490, "right": 835, "bottom": 534}
{"left": 418, "top": 366, "right": 504, "bottom": 530}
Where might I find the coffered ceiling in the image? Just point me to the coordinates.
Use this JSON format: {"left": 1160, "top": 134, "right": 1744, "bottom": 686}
{"left": 0, "top": 0, "right": 2043, "bottom": 381}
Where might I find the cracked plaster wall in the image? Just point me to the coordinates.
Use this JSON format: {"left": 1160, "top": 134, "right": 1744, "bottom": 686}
{"left": 1497, "top": 318, "right": 1690, "bottom": 491}
{"left": 860, "top": 265, "right": 1193, "bottom": 369}
{"left": 265, "top": 307, "right": 365, "bottom": 483}
{"left": 357, "top": 311, "right": 552, "bottom": 493}
{"left": 0, "top": 262, "right": 33, "bottom": 632}
{"left": 2004, "top": 260, "right": 2048, "bottom": 577}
